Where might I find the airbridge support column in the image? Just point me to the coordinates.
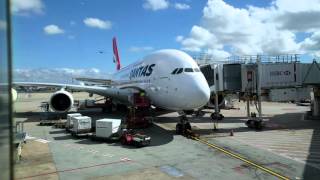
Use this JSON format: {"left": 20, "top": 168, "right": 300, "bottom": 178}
{"left": 257, "top": 57, "right": 263, "bottom": 121}
{"left": 312, "top": 87, "right": 320, "bottom": 117}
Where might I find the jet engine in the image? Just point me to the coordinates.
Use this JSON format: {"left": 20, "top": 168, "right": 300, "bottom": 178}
{"left": 49, "top": 90, "right": 74, "bottom": 112}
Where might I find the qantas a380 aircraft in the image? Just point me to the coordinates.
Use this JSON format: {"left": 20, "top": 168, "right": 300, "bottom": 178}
{"left": 15, "top": 37, "right": 211, "bottom": 133}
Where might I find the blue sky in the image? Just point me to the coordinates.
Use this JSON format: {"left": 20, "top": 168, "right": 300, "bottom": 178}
{"left": 13, "top": 0, "right": 207, "bottom": 72}
{"left": 11, "top": 0, "right": 320, "bottom": 76}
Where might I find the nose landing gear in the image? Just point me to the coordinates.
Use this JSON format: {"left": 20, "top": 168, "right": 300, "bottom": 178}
{"left": 176, "top": 115, "right": 191, "bottom": 135}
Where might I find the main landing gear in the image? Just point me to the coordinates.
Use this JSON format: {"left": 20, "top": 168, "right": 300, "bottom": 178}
{"left": 176, "top": 115, "right": 191, "bottom": 135}
{"left": 245, "top": 112, "right": 264, "bottom": 130}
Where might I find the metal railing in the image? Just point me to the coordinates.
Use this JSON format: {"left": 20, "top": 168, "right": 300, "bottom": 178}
{"left": 191, "top": 53, "right": 301, "bottom": 65}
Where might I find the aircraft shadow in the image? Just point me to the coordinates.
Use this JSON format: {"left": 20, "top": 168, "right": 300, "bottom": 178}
{"left": 50, "top": 123, "right": 174, "bottom": 148}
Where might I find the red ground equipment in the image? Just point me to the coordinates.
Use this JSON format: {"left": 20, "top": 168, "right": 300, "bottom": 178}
{"left": 120, "top": 129, "right": 151, "bottom": 147}
{"left": 126, "top": 92, "right": 153, "bottom": 129}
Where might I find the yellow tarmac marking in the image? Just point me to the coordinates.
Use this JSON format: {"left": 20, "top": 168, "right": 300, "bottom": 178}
{"left": 191, "top": 136, "right": 290, "bottom": 180}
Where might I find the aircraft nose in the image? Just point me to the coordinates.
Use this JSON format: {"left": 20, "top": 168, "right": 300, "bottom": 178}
{"left": 195, "top": 82, "right": 211, "bottom": 107}
{"left": 185, "top": 78, "right": 210, "bottom": 109}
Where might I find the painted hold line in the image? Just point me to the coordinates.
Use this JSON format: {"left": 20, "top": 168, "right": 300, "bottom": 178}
{"left": 103, "top": 154, "right": 114, "bottom": 157}
{"left": 16, "top": 159, "right": 132, "bottom": 180}
{"left": 248, "top": 140, "right": 320, "bottom": 145}
{"left": 245, "top": 142, "right": 320, "bottom": 148}
{"left": 280, "top": 152, "right": 320, "bottom": 159}
{"left": 266, "top": 148, "right": 320, "bottom": 155}
{"left": 236, "top": 132, "right": 320, "bottom": 135}
{"left": 235, "top": 138, "right": 320, "bottom": 142}
{"left": 270, "top": 151, "right": 320, "bottom": 159}
{"left": 235, "top": 138, "right": 320, "bottom": 146}
{"left": 235, "top": 131, "right": 318, "bottom": 135}
{"left": 35, "top": 139, "right": 50, "bottom": 143}
{"left": 233, "top": 138, "right": 320, "bottom": 171}
{"left": 293, "top": 157, "right": 320, "bottom": 163}
{"left": 280, "top": 156, "right": 320, "bottom": 163}
{"left": 60, "top": 143, "right": 116, "bottom": 158}
{"left": 25, "top": 135, "right": 36, "bottom": 140}
{"left": 234, "top": 136, "right": 318, "bottom": 140}
{"left": 255, "top": 144, "right": 320, "bottom": 150}
{"left": 276, "top": 153, "right": 320, "bottom": 163}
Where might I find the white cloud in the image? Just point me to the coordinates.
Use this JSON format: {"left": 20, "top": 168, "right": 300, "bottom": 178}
{"left": 0, "top": 20, "right": 6, "bottom": 30}
{"left": 175, "top": 35, "right": 184, "bottom": 42}
{"left": 143, "top": 0, "right": 169, "bottom": 11}
{"left": 129, "top": 46, "right": 154, "bottom": 52}
{"left": 300, "top": 31, "right": 320, "bottom": 57}
{"left": 14, "top": 68, "right": 111, "bottom": 83}
{"left": 273, "top": 0, "right": 320, "bottom": 13}
{"left": 276, "top": 11, "right": 320, "bottom": 32}
{"left": 83, "top": 18, "right": 112, "bottom": 29}
{"left": 177, "top": 0, "right": 320, "bottom": 59}
{"left": 11, "top": 0, "right": 44, "bottom": 15}
{"left": 43, "top": 25, "right": 64, "bottom": 35}
{"left": 174, "top": 3, "right": 191, "bottom": 10}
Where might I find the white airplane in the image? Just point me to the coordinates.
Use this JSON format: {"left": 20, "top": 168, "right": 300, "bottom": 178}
{"left": 14, "top": 37, "right": 211, "bottom": 133}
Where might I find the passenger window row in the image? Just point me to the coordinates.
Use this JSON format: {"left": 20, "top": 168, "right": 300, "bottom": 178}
{"left": 171, "top": 68, "right": 200, "bottom": 74}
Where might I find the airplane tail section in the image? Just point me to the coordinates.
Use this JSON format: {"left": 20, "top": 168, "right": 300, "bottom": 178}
{"left": 112, "top": 37, "right": 121, "bottom": 71}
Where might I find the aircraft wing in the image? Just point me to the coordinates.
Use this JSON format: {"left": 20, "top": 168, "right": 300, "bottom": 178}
{"left": 13, "top": 82, "right": 134, "bottom": 103}
{"left": 74, "top": 77, "right": 113, "bottom": 85}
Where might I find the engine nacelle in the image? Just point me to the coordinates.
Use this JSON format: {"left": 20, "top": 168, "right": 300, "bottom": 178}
{"left": 49, "top": 90, "right": 74, "bottom": 112}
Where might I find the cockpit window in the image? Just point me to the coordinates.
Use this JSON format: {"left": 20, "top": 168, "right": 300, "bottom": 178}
{"left": 171, "top": 68, "right": 178, "bottom": 74}
{"left": 194, "top": 68, "right": 200, "bottom": 72}
{"left": 172, "top": 68, "right": 184, "bottom": 75}
{"left": 184, "top": 68, "right": 193, "bottom": 72}
{"left": 176, "top": 68, "right": 183, "bottom": 74}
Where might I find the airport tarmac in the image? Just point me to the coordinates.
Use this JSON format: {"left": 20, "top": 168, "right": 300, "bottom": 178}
{"left": 14, "top": 92, "right": 320, "bottom": 180}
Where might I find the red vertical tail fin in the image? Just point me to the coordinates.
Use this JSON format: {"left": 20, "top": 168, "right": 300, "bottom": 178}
{"left": 112, "top": 37, "right": 121, "bottom": 71}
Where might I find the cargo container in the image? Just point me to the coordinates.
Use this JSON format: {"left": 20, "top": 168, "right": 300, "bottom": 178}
{"left": 66, "top": 113, "right": 81, "bottom": 129}
{"left": 95, "top": 119, "right": 121, "bottom": 138}
{"left": 72, "top": 116, "right": 91, "bottom": 134}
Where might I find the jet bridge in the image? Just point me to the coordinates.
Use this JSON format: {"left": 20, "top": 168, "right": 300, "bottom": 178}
{"left": 302, "top": 60, "right": 320, "bottom": 118}
{"left": 198, "top": 54, "right": 320, "bottom": 129}
{"left": 199, "top": 54, "right": 313, "bottom": 103}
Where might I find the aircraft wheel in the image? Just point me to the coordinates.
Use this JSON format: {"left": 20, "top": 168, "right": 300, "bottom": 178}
{"left": 185, "top": 122, "right": 191, "bottom": 132}
{"left": 245, "top": 120, "right": 253, "bottom": 128}
{"left": 254, "top": 121, "right": 263, "bottom": 130}
{"left": 176, "top": 123, "right": 183, "bottom": 135}
{"left": 121, "top": 137, "right": 127, "bottom": 145}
